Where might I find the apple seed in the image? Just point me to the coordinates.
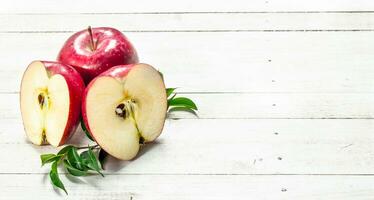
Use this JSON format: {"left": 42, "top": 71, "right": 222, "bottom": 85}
{"left": 38, "top": 94, "right": 44, "bottom": 106}
{"left": 115, "top": 103, "right": 127, "bottom": 118}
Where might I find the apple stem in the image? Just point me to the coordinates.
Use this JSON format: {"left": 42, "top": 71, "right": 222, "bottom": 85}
{"left": 88, "top": 26, "right": 96, "bottom": 51}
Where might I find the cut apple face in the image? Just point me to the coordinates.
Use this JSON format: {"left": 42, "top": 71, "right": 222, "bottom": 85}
{"left": 20, "top": 61, "right": 82, "bottom": 146}
{"left": 84, "top": 64, "right": 167, "bottom": 160}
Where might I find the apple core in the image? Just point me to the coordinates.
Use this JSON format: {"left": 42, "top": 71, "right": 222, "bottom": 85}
{"left": 83, "top": 63, "right": 167, "bottom": 160}
{"left": 20, "top": 61, "right": 84, "bottom": 146}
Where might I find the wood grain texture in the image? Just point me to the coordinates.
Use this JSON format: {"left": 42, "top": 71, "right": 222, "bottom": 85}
{"left": 2, "top": 1, "right": 374, "bottom": 199}
{"left": 1, "top": 31, "right": 374, "bottom": 93}
{"left": 1, "top": 119, "right": 374, "bottom": 175}
{"left": 3, "top": 13, "right": 374, "bottom": 32}
{"left": 2, "top": 0, "right": 374, "bottom": 13}
{"left": 1, "top": 174, "right": 374, "bottom": 200}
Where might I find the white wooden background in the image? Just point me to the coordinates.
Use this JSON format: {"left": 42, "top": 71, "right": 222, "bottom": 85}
{"left": 2, "top": 0, "right": 374, "bottom": 199}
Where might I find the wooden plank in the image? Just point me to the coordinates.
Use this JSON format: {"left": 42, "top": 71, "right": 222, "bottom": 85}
{"left": 4, "top": 92, "right": 374, "bottom": 119}
{"left": 2, "top": 32, "right": 374, "bottom": 93}
{"left": 1, "top": 174, "right": 374, "bottom": 199}
{"left": 2, "top": 118, "right": 374, "bottom": 174}
{"left": 2, "top": 0, "right": 374, "bottom": 13}
{"left": 3, "top": 13, "right": 374, "bottom": 32}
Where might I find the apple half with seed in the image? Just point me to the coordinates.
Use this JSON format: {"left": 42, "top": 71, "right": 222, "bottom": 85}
{"left": 20, "top": 61, "right": 85, "bottom": 146}
{"left": 82, "top": 63, "right": 167, "bottom": 160}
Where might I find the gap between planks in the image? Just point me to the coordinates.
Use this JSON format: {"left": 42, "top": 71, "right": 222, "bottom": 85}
{"left": 3, "top": 30, "right": 374, "bottom": 33}
{"left": 3, "top": 173, "right": 374, "bottom": 176}
{"left": 3, "top": 11, "right": 374, "bottom": 15}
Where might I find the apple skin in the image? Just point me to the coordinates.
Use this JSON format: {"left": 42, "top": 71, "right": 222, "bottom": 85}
{"left": 42, "top": 61, "right": 85, "bottom": 145}
{"left": 57, "top": 27, "right": 139, "bottom": 84}
{"left": 81, "top": 64, "right": 135, "bottom": 142}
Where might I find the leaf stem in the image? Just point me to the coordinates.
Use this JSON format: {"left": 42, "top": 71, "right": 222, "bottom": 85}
{"left": 77, "top": 144, "right": 100, "bottom": 150}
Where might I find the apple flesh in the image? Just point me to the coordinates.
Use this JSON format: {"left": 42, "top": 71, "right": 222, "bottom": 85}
{"left": 57, "top": 27, "right": 139, "bottom": 84}
{"left": 82, "top": 63, "right": 167, "bottom": 160}
{"left": 20, "top": 61, "right": 85, "bottom": 146}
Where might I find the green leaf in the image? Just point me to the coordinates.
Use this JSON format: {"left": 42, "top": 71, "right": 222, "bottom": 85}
{"left": 98, "top": 149, "right": 108, "bottom": 169}
{"left": 41, "top": 154, "right": 61, "bottom": 166}
{"left": 50, "top": 161, "right": 67, "bottom": 194}
{"left": 168, "top": 97, "right": 198, "bottom": 110}
{"left": 63, "top": 160, "right": 87, "bottom": 176}
{"left": 81, "top": 118, "right": 94, "bottom": 141}
{"left": 167, "top": 94, "right": 176, "bottom": 109}
{"left": 80, "top": 150, "right": 90, "bottom": 166}
{"left": 168, "top": 106, "right": 197, "bottom": 113}
{"left": 57, "top": 145, "right": 73, "bottom": 155}
{"left": 87, "top": 148, "right": 102, "bottom": 172}
{"left": 81, "top": 148, "right": 104, "bottom": 177}
{"left": 166, "top": 88, "right": 176, "bottom": 97}
{"left": 67, "top": 147, "right": 85, "bottom": 170}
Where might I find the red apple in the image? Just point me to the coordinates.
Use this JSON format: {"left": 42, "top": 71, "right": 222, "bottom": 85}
{"left": 57, "top": 27, "right": 139, "bottom": 84}
{"left": 20, "top": 61, "right": 85, "bottom": 146}
{"left": 82, "top": 63, "right": 167, "bottom": 160}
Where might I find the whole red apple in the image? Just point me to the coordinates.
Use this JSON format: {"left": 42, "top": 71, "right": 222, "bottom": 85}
{"left": 82, "top": 63, "right": 167, "bottom": 160}
{"left": 57, "top": 27, "right": 139, "bottom": 84}
{"left": 20, "top": 61, "right": 85, "bottom": 146}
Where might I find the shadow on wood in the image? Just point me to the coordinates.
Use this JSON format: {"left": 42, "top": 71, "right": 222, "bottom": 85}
{"left": 104, "top": 140, "right": 161, "bottom": 173}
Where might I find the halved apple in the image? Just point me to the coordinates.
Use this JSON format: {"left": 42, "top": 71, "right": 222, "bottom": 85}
{"left": 82, "top": 63, "right": 167, "bottom": 160}
{"left": 20, "top": 61, "right": 85, "bottom": 146}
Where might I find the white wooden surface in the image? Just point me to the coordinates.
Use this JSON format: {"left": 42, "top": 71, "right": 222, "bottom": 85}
{"left": 2, "top": 0, "right": 374, "bottom": 199}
